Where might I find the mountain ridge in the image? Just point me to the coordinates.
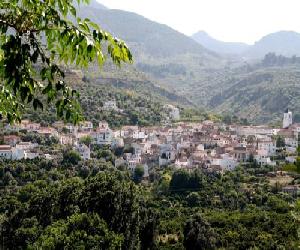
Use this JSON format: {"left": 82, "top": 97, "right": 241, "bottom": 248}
{"left": 74, "top": 3, "right": 300, "bottom": 124}
{"left": 192, "top": 30, "right": 300, "bottom": 59}
{"left": 244, "top": 30, "right": 300, "bottom": 58}
{"left": 192, "top": 31, "right": 250, "bottom": 55}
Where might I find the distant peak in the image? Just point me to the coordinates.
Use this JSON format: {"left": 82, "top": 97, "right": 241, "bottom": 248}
{"left": 191, "top": 31, "right": 250, "bottom": 55}
{"left": 192, "top": 30, "right": 211, "bottom": 37}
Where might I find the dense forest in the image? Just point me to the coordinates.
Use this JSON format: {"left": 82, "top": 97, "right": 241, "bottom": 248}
{"left": 1, "top": 143, "right": 299, "bottom": 249}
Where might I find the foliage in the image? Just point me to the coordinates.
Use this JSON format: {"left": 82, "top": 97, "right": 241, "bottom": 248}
{"left": 282, "top": 163, "right": 298, "bottom": 173}
{"left": 31, "top": 213, "right": 124, "bottom": 249}
{"left": 134, "top": 164, "right": 144, "bottom": 183}
{"left": 1, "top": 170, "right": 156, "bottom": 249}
{"left": 79, "top": 135, "right": 92, "bottom": 146}
{"left": 24, "top": 80, "right": 174, "bottom": 128}
{"left": 0, "top": 0, "right": 132, "bottom": 123}
{"left": 276, "top": 136, "right": 285, "bottom": 148}
{"left": 183, "top": 213, "right": 217, "bottom": 250}
{"left": 0, "top": 150, "right": 299, "bottom": 249}
{"left": 63, "top": 149, "right": 81, "bottom": 165}
{"left": 169, "top": 169, "right": 205, "bottom": 193}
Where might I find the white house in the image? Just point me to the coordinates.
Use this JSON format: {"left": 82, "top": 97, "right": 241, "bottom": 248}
{"left": 65, "top": 124, "right": 78, "bottom": 134}
{"left": 286, "top": 156, "right": 296, "bottom": 163}
{"left": 91, "top": 128, "right": 113, "bottom": 145}
{"left": 165, "top": 104, "right": 180, "bottom": 120}
{"left": 98, "top": 121, "right": 109, "bottom": 129}
{"left": 0, "top": 145, "right": 13, "bottom": 159}
{"left": 285, "top": 137, "right": 298, "bottom": 148}
{"left": 143, "top": 164, "right": 149, "bottom": 178}
{"left": 25, "top": 152, "right": 39, "bottom": 160}
{"left": 133, "top": 130, "right": 147, "bottom": 140}
{"left": 174, "top": 156, "right": 189, "bottom": 168}
{"left": 125, "top": 153, "right": 142, "bottom": 172}
{"left": 211, "top": 154, "right": 238, "bottom": 171}
{"left": 256, "top": 138, "right": 276, "bottom": 156}
{"left": 0, "top": 145, "right": 25, "bottom": 160}
{"left": 103, "top": 101, "right": 118, "bottom": 111}
{"left": 254, "top": 150, "right": 276, "bottom": 166}
{"left": 59, "top": 135, "right": 75, "bottom": 145}
{"left": 79, "top": 121, "right": 93, "bottom": 132}
{"left": 16, "top": 142, "right": 38, "bottom": 150}
{"left": 159, "top": 144, "right": 176, "bottom": 166}
{"left": 76, "top": 144, "right": 90, "bottom": 160}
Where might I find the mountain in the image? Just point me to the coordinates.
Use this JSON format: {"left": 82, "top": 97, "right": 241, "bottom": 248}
{"left": 75, "top": 3, "right": 300, "bottom": 124}
{"left": 192, "top": 31, "right": 250, "bottom": 55}
{"left": 77, "top": 5, "right": 221, "bottom": 61}
{"left": 192, "top": 30, "right": 300, "bottom": 59}
{"left": 75, "top": 2, "right": 227, "bottom": 112}
{"left": 244, "top": 31, "right": 300, "bottom": 59}
{"left": 207, "top": 65, "right": 300, "bottom": 123}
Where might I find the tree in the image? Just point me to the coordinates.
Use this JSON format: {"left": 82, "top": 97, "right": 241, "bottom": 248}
{"left": 3, "top": 171, "right": 17, "bottom": 186}
{"left": 169, "top": 169, "right": 204, "bottom": 193}
{"left": 0, "top": 0, "right": 132, "bottom": 123}
{"left": 169, "top": 169, "right": 190, "bottom": 192}
{"left": 296, "top": 157, "right": 300, "bottom": 173}
{"left": 134, "top": 165, "right": 144, "bottom": 183}
{"left": 31, "top": 213, "right": 123, "bottom": 249}
{"left": 63, "top": 149, "right": 81, "bottom": 165}
{"left": 183, "top": 214, "right": 217, "bottom": 250}
{"left": 79, "top": 135, "right": 92, "bottom": 146}
{"left": 276, "top": 136, "right": 285, "bottom": 148}
{"left": 186, "top": 192, "right": 201, "bottom": 207}
{"left": 1, "top": 172, "right": 142, "bottom": 249}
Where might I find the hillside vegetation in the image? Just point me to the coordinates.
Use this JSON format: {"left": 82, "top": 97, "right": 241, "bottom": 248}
{"left": 75, "top": 2, "right": 300, "bottom": 124}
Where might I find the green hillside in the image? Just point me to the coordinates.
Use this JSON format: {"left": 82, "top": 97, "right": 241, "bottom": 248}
{"left": 23, "top": 66, "right": 202, "bottom": 127}
{"left": 209, "top": 66, "right": 300, "bottom": 123}
{"left": 73, "top": 2, "right": 300, "bottom": 125}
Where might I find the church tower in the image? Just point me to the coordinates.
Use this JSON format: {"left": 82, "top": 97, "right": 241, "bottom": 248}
{"left": 283, "top": 109, "right": 292, "bottom": 129}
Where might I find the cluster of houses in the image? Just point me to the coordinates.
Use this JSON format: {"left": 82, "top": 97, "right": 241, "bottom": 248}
{"left": 0, "top": 110, "right": 299, "bottom": 178}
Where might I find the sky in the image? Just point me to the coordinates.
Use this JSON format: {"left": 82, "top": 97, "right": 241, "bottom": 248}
{"left": 97, "top": 0, "right": 300, "bottom": 44}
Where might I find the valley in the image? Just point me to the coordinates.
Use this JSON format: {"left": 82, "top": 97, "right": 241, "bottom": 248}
{"left": 74, "top": 0, "right": 300, "bottom": 125}
{"left": 2, "top": 0, "right": 300, "bottom": 249}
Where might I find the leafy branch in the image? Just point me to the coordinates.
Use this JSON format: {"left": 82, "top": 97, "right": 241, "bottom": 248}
{"left": 0, "top": 0, "right": 133, "bottom": 124}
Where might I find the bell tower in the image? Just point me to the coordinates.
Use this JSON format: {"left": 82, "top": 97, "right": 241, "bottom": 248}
{"left": 283, "top": 109, "right": 292, "bottom": 129}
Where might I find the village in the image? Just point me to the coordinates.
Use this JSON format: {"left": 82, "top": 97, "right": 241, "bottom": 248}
{"left": 0, "top": 106, "right": 299, "bottom": 181}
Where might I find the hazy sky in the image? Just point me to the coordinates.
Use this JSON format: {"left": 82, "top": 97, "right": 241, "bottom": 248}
{"left": 97, "top": 0, "right": 300, "bottom": 44}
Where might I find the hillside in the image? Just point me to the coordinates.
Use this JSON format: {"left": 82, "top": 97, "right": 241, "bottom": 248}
{"left": 209, "top": 65, "right": 300, "bottom": 123}
{"left": 76, "top": 2, "right": 228, "bottom": 90}
{"left": 244, "top": 31, "right": 300, "bottom": 59}
{"left": 74, "top": 2, "right": 300, "bottom": 125}
{"left": 192, "top": 31, "right": 250, "bottom": 55}
{"left": 77, "top": 4, "right": 217, "bottom": 59}
{"left": 169, "top": 55, "right": 300, "bottom": 124}
{"left": 24, "top": 66, "right": 199, "bottom": 127}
